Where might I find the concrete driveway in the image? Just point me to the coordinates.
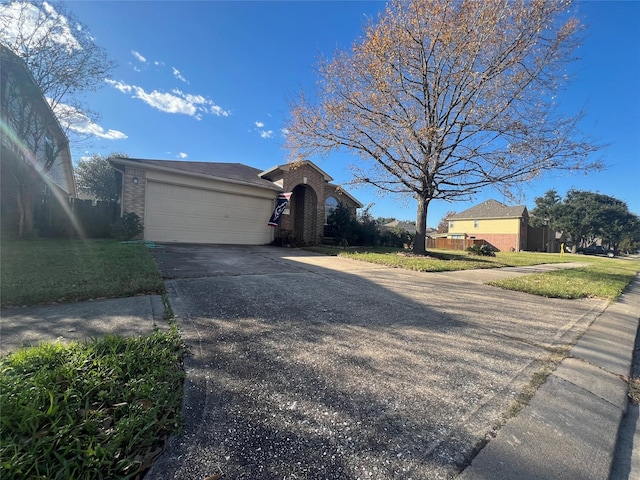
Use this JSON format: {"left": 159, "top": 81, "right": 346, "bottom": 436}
{"left": 146, "top": 245, "right": 606, "bottom": 480}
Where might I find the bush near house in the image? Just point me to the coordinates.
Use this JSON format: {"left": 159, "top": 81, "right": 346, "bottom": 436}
{"left": 326, "top": 204, "right": 414, "bottom": 248}
{"left": 466, "top": 244, "right": 496, "bottom": 257}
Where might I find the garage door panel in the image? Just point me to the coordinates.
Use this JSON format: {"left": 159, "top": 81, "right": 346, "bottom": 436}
{"left": 145, "top": 181, "right": 275, "bottom": 244}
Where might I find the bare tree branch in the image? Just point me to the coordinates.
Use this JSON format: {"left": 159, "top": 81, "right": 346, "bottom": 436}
{"left": 285, "top": 0, "right": 602, "bottom": 254}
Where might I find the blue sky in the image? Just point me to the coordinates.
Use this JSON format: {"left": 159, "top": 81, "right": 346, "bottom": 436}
{"left": 20, "top": 1, "right": 640, "bottom": 226}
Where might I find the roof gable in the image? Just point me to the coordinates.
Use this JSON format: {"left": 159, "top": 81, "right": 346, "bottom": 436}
{"left": 449, "top": 199, "right": 527, "bottom": 220}
{"left": 259, "top": 160, "right": 333, "bottom": 182}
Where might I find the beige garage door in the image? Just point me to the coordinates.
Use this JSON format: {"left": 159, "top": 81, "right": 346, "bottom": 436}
{"left": 145, "top": 181, "right": 275, "bottom": 244}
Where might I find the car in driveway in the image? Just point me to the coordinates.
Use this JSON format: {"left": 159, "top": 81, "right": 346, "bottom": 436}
{"left": 576, "top": 245, "right": 620, "bottom": 257}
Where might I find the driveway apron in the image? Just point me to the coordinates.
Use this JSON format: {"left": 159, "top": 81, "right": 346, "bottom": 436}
{"left": 146, "top": 245, "right": 606, "bottom": 480}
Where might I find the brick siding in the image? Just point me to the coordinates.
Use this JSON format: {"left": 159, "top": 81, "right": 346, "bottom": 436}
{"left": 471, "top": 233, "right": 519, "bottom": 252}
{"left": 122, "top": 166, "right": 146, "bottom": 223}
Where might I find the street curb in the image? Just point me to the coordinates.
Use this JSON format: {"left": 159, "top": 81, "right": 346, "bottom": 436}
{"left": 459, "top": 275, "right": 640, "bottom": 479}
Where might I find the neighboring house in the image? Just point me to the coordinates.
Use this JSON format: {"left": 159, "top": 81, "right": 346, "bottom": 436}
{"left": 109, "top": 157, "right": 362, "bottom": 245}
{"left": 446, "top": 199, "right": 529, "bottom": 252}
{"left": 0, "top": 44, "right": 76, "bottom": 238}
{"left": 380, "top": 220, "right": 419, "bottom": 235}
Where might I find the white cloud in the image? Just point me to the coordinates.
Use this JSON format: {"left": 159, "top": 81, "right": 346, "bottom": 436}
{"left": 172, "top": 67, "right": 188, "bottom": 83}
{"left": 106, "top": 80, "right": 133, "bottom": 94}
{"left": 178, "top": 152, "right": 188, "bottom": 159}
{"left": 105, "top": 79, "right": 230, "bottom": 118}
{"left": 280, "top": 128, "right": 290, "bottom": 137}
{"left": 0, "top": 1, "right": 82, "bottom": 54}
{"left": 131, "top": 50, "right": 146, "bottom": 63}
{"left": 52, "top": 101, "right": 127, "bottom": 140}
{"left": 254, "top": 121, "right": 273, "bottom": 139}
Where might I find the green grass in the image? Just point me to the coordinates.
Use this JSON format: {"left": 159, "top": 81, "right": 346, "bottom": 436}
{"left": 306, "top": 245, "right": 574, "bottom": 271}
{"left": 490, "top": 256, "right": 640, "bottom": 300}
{"left": 306, "top": 246, "right": 640, "bottom": 300}
{"left": 1, "top": 239, "right": 165, "bottom": 307}
{"left": 0, "top": 328, "right": 186, "bottom": 480}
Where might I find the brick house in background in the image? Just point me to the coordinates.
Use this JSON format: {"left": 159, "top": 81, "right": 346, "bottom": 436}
{"left": 109, "top": 157, "right": 361, "bottom": 245}
{"left": 0, "top": 44, "right": 76, "bottom": 238}
{"left": 446, "top": 199, "right": 529, "bottom": 252}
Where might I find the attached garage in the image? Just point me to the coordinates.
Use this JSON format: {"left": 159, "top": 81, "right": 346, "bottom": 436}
{"left": 110, "top": 158, "right": 282, "bottom": 245}
{"left": 109, "top": 157, "right": 362, "bottom": 246}
{"left": 145, "top": 181, "right": 275, "bottom": 244}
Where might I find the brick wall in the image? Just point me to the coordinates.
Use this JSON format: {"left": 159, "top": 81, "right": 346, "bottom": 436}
{"left": 275, "top": 164, "right": 362, "bottom": 245}
{"left": 122, "top": 166, "right": 146, "bottom": 223}
{"left": 280, "top": 164, "right": 326, "bottom": 244}
{"left": 471, "top": 233, "right": 519, "bottom": 252}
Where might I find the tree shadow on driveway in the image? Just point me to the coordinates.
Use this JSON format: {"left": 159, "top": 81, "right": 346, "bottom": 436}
{"left": 147, "top": 245, "right": 605, "bottom": 480}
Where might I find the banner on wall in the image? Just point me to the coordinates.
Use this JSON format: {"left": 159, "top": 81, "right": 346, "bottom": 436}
{"left": 267, "top": 192, "right": 292, "bottom": 226}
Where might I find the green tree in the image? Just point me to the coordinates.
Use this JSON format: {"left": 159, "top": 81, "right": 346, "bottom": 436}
{"left": 538, "top": 189, "right": 638, "bottom": 250}
{"left": 530, "top": 190, "right": 562, "bottom": 228}
{"left": 285, "top": 0, "right": 601, "bottom": 255}
{"left": 75, "top": 154, "right": 124, "bottom": 202}
{"left": 327, "top": 203, "right": 358, "bottom": 246}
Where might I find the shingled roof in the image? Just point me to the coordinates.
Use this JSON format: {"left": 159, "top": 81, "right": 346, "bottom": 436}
{"left": 110, "top": 158, "right": 282, "bottom": 191}
{"left": 448, "top": 199, "right": 527, "bottom": 220}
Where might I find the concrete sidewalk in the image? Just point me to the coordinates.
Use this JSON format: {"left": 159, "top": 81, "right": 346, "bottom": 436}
{"left": 1, "top": 259, "right": 638, "bottom": 479}
{"left": 0, "top": 295, "right": 166, "bottom": 356}
{"left": 459, "top": 275, "right": 640, "bottom": 479}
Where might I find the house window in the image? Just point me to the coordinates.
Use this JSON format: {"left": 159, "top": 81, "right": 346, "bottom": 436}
{"left": 474, "top": 219, "right": 479, "bottom": 228}
{"left": 325, "top": 196, "right": 339, "bottom": 224}
{"left": 449, "top": 221, "right": 454, "bottom": 229}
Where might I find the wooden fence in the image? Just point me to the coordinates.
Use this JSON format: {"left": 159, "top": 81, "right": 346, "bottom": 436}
{"left": 35, "top": 197, "right": 119, "bottom": 238}
{"left": 426, "top": 237, "right": 489, "bottom": 251}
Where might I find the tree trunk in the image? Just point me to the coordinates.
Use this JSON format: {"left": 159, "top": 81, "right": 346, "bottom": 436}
{"left": 413, "top": 195, "right": 429, "bottom": 255}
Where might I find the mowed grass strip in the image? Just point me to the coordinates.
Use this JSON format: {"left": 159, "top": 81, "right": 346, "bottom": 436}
{"left": 307, "top": 246, "right": 574, "bottom": 271}
{"left": 1, "top": 239, "right": 164, "bottom": 307}
{"left": 0, "top": 329, "right": 186, "bottom": 480}
{"left": 490, "top": 256, "right": 640, "bottom": 300}
{"left": 307, "top": 246, "right": 640, "bottom": 300}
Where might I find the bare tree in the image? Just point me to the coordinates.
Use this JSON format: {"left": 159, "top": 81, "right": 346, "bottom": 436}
{"left": 1, "top": 2, "right": 114, "bottom": 236}
{"left": 437, "top": 210, "right": 456, "bottom": 234}
{"left": 0, "top": 0, "right": 115, "bottom": 138}
{"left": 285, "top": 0, "right": 601, "bottom": 254}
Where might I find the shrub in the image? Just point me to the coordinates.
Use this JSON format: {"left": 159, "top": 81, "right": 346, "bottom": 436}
{"left": 380, "top": 228, "right": 414, "bottom": 248}
{"left": 271, "top": 229, "right": 304, "bottom": 247}
{"left": 467, "top": 243, "right": 496, "bottom": 256}
{"left": 111, "top": 212, "right": 143, "bottom": 241}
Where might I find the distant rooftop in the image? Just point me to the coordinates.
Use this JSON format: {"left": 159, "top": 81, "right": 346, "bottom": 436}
{"left": 448, "top": 199, "right": 527, "bottom": 219}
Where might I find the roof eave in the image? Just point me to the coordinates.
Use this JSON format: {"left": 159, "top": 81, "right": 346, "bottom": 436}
{"left": 109, "top": 157, "right": 282, "bottom": 192}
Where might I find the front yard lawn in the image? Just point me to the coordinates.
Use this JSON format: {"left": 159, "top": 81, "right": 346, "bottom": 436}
{"left": 308, "top": 246, "right": 574, "bottom": 271}
{"left": 1, "top": 239, "right": 164, "bottom": 307}
{"left": 307, "top": 246, "right": 640, "bottom": 300}
{"left": 1, "top": 239, "right": 185, "bottom": 479}
{"left": 490, "top": 256, "right": 640, "bottom": 300}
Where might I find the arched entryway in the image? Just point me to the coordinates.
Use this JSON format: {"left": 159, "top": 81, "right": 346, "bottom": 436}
{"left": 290, "top": 184, "right": 318, "bottom": 244}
